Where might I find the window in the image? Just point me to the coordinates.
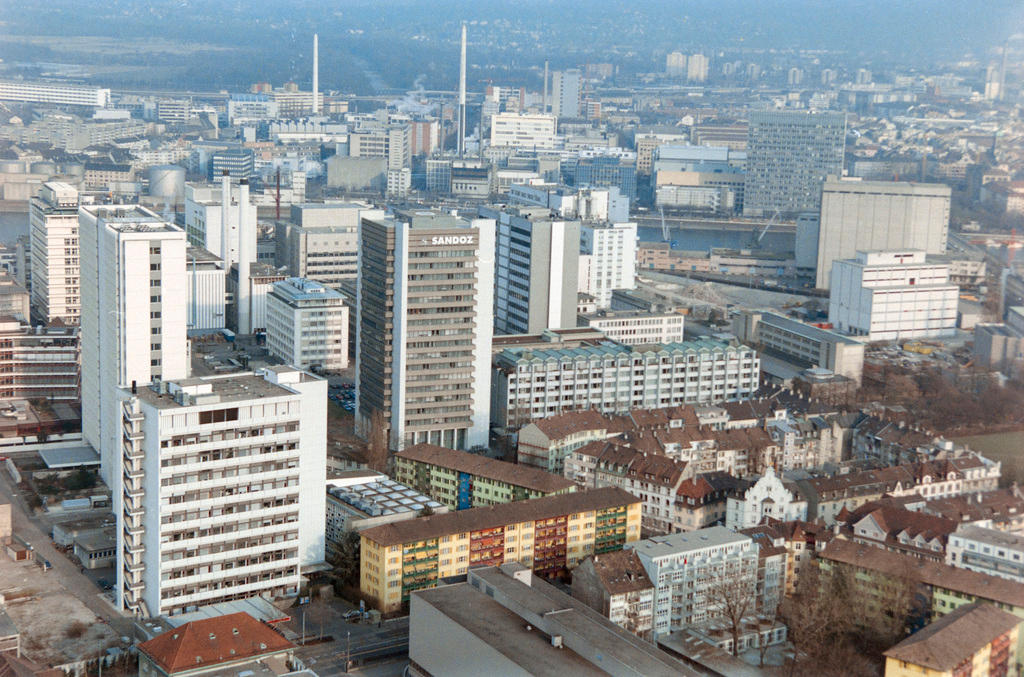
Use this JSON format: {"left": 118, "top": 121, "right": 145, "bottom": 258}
{"left": 199, "top": 408, "right": 240, "bottom": 425}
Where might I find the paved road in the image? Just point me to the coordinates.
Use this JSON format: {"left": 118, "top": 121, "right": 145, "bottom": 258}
{"left": 0, "top": 468, "right": 134, "bottom": 638}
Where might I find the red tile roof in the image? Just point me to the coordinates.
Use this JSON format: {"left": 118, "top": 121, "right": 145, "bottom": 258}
{"left": 138, "top": 612, "right": 293, "bottom": 675}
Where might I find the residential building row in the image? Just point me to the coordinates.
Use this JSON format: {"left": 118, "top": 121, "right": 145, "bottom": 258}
{"left": 359, "top": 486, "right": 641, "bottom": 612}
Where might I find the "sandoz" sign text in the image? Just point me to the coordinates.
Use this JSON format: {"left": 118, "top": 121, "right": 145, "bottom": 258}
{"left": 430, "top": 235, "right": 474, "bottom": 245}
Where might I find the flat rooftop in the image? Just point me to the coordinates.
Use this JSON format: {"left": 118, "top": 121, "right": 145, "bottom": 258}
{"left": 132, "top": 370, "right": 315, "bottom": 409}
{"left": 327, "top": 477, "right": 445, "bottom": 518}
{"left": 628, "top": 526, "right": 752, "bottom": 559}
{"left": 953, "top": 524, "right": 1024, "bottom": 549}
{"left": 416, "top": 570, "right": 696, "bottom": 677}
{"left": 756, "top": 311, "right": 864, "bottom": 345}
{"left": 39, "top": 446, "right": 100, "bottom": 469}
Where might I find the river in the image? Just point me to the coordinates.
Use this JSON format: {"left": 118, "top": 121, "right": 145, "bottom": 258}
{"left": 0, "top": 211, "right": 29, "bottom": 246}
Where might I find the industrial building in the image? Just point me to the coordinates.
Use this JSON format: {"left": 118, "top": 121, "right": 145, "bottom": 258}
{"left": 810, "top": 178, "right": 951, "bottom": 289}
{"left": 0, "top": 80, "right": 111, "bottom": 107}
{"left": 408, "top": 564, "right": 696, "bottom": 677}
{"left": 829, "top": 250, "right": 959, "bottom": 341}
{"left": 731, "top": 310, "right": 865, "bottom": 384}
{"left": 581, "top": 309, "right": 685, "bottom": 346}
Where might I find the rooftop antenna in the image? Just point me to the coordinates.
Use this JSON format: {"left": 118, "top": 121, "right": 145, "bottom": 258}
{"left": 458, "top": 22, "right": 467, "bottom": 157}
{"left": 543, "top": 60, "right": 549, "bottom": 114}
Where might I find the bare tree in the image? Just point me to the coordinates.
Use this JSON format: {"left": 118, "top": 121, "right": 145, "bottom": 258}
{"left": 365, "top": 408, "right": 390, "bottom": 472}
{"left": 706, "top": 567, "right": 757, "bottom": 657}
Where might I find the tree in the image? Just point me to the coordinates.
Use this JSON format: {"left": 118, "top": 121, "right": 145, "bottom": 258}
{"left": 365, "top": 408, "right": 390, "bottom": 472}
{"left": 705, "top": 565, "right": 757, "bottom": 657}
{"left": 329, "top": 531, "right": 361, "bottom": 589}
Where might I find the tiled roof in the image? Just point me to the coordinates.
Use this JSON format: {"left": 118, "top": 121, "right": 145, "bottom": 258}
{"left": 883, "top": 602, "right": 1021, "bottom": 671}
{"left": 361, "top": 487, "right": 640, "bottom": 547}
{"left": 397, "top": 444, "right": 576, "bottom": 493}
{"left": 138, "top": 612, "right": 293, "bottom": 675}
{"left": 585, "top": 549, "right": 654, "bottom": 596}
{"left": 819, "top": 540, "right": 1024, "bottom": 607}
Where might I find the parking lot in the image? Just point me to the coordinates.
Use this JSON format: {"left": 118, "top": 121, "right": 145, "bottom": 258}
{"left": 329, "top": 382, "right": 356, "bottom": 413}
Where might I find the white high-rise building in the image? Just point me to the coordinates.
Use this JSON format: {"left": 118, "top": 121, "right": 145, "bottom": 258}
{"left": 480, "top": 205, "right": 580, "bottom": 335}
{"left": 79, "top": 205, "right": 189, "bottom": 487}
{"left": 829, "top": 250, "right": 959, "bottom": 342}
{"left": 266, "top": 277, "right": 349, "bottom": 372}
{"left": 687, "top": 54, "right": 709, "bottom": 82}
{"left": 813, "top": 178, "right": 951, "bottom": 289}
{"left": 489, "top": 113, "right": 560, "bottom": 150}
{"left": 117, "top": 367, "right": 327, "bottom": 616}
{"left": 183, "top": 179, "right": 257, "bottom": 269}
{"left": 579, "top": 222, "right": 637, "bottom": 308}
{"left": 29, "top": 182, "right": 81, "bottom": 325}
{"left": 666, "top": 52, "right": 687, "bottom": 78}
{"left": 551, "top": 70, "right": 581, "bottom": 119}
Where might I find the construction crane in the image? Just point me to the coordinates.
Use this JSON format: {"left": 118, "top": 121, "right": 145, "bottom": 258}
{"left": 748, "top": 209, "right": 781, "bottom": 249}
{"left": 660, "top": 205, "right": 670, "bottom": 241}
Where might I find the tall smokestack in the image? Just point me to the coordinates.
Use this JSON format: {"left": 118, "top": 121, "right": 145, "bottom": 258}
{"left": 543, "top": 60, "right": 549, "bottom": 114}
{"left": 313, "top": 33, "right": 320, "bottom": 114}
{"left": 999, "top": 41, "right": 1008, "bottom": 102}
{"left": 220, "top": 170, "right": 230, "bottom": 264}
{"left": 237, "top": 179, "right": 251, "bottom": 334}
{"left": 458, "top": 22, "right": 467, "bottom": 157}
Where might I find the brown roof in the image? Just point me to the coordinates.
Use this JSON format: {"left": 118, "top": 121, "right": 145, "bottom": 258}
{"left": 883, "top": 602, "right": 1021, "bottom": 671}
{"left": 585, "top": 549, "right": 654, "bottom": 596}
{"left": 361, "top": 487, "right": 640, "bottom": 547}
{"left": 397, "top": 444, "right": 576, "bottom": 493}
{"left": 923, "top": 488, "right": 1024, "bottom": 525}
{"left": 847, "top": 503, "right": 957, "bottom": 544}
{"left": 819, "top": 540, "right": 1024, "bottom": 608}
{"left": 530, "top": 409, "right": 626, "bottom": 440}
{"left": 138, "top": 612, "right": 293, "bottom": 674}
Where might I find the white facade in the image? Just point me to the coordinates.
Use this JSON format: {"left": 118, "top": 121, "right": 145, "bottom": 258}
{"left": 551, "top": 70, "right": 581, "bottom": 119}
{"left": 482, "top": 206, "right": 580, "bottom": 335}
{"left": 946, "top": 525, "right": 1024, "bottom": 583}
{"left": 580, "top": 222, "right": 638, "bottom": 308}
{"left": 186, "top": 250, "right": 226, "bottom": 331}
{"left": 0, "top": 80, "right": 110, "bottom": 107}
{"left": 725, "top": 468, "right": 808, "bottom": 530}
{"left": 281, "top": 203, "right": 368, "bottom": 288}
{"left": 29, "top": 182, "right": 80, "bottom": 325}
{"left": 266, "top": 277, "right": 349, "bottom": 372}
{"left": 627, "top": 527, "right": 757, "bottom": 639}
{"left": 829, "top": 250, "right": 959, "bottom": 341}
{"left": 116, "top": 367, "right": 327, "bottom": 616}
{"left": 493, "top": 339, "right": 759, "bottom": 429}
{"left": 183, "top": 182, "right": 258, "bottom": 269}
{"left": 687, "top": 54, "right": 709, "bottom": 82}
{"left": 582, "top": 310, "right": 685, "bottom": 345}
{"left": 815, "top": 179, "right": 951, "bottom": 289}
{"left": 490, "top": 113, "right": 560, "bottom": 150}
{"left": 79, "top": 205, "right": 189, "bottom": 490}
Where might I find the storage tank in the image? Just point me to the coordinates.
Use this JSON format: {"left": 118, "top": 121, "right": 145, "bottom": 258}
{"left": 147, "top": 165, "right": 186, "bottom": 202}
{"left": 61, "top": 162, "right": 85, "bottom": 180}
{"left": 30, "top": 161, "right": 56, "bottom": 176}
{"left": 0, "top": 160, "right": 24, "bottom": 174}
